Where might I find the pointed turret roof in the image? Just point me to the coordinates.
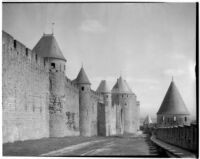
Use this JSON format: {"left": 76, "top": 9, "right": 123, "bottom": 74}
{"left": 32, "top": 33, "right": 66, "bottom": 61}
{"left": 124, "top": 80, "right": 133, "bottom": 93}
{"left": 96, "top": 80, "right": 110, "bottom": 93}
{"left": 143, "top": 115, "right": 153, "bottom": 125}
{"left": 74, "top": 67, "right": 91, "bottom": 84}
{"left": 112, "top": 76, "right": 133, "bottom": 94}
{"left": 157, "top": 80, "right": 190, "bottom": 115}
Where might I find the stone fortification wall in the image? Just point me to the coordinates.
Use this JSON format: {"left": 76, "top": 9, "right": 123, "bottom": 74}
{"left": 111, "top": 93, "right": 140, "bottom": 135}
{"left": 110, "top": 104, "right": 117, "bottom": 135}
{"left": 103, "top": 93, "right": 112, "bottom": 136}
{"left": 2, "top": 31, "right": 50, "bottom": 143}
{"left": 49, "top": 71, "right": 79, "bottom": 137}
{"left": 131, "top": 97, "right": 140, "bottom": 132}
{"left": 90, "top": 90, "right": 103, "bottom": 136}
{"left": 156, "top": 123, "right": 197, "bottom": 152}
{"left": 64, "top": 77, "right": 79, "bottom": 136}
{"left": 124, "top": 94, "right": 140, "bottom": 133}
{"left": 157, "top": 114, "right": 190, "bottom": 127}
{"left": 112, "top": 94, "right": 123, "bottom": 135}
{"left": 78, "top": 84, "right": 91, "bottom": 136}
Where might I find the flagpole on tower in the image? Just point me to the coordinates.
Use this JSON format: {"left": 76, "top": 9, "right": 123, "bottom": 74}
{"left": 52, "top": 22, "right": 55, "bottom": 35}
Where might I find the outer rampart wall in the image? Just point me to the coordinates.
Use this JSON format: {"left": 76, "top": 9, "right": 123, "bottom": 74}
{"left": 64, "top": 77, "right": 79, "bottom": 136}
{"left": 156, "top": 124, "right": 197, "bottom": 152}
{"left": 90, "top": 90, "right": 103, "bottom": 136}
{"left": 157, "top": 114, "right": 190, "bottom": 127}
{"left": 125, "top": 94, "right": 140, "bottom": 133}
{"left": 49, "top": 71, "right": 80, "bottom": 137}
{"left": 2, "top": 31, "right": 50, "bottom": 143}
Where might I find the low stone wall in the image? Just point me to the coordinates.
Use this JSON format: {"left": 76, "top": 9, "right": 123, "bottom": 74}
{"left": 155, "top": 123, "right": 197, "bottom": 152}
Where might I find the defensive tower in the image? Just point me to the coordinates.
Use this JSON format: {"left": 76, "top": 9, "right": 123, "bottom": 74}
{"left": 33, "top": 33, "right": 67, "bottom": 137}
{"left": 96, "top": 80, "right": 111, "bottom": 136}
{"left": 157, "top": 79, "right": 190, "bottom": 127}
{"left": 112, "top": 76, "right": 139, "bottom": 134}
{"left": 73, "top": 67, "right": 92, "bottom": 136}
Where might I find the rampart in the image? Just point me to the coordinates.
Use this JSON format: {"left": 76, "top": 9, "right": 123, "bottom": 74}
{"left": 63, "top": 76, "right": 79, "bottom": 136}
{"left": 2, "top": 31, "right": 50, "bottom": 143}
{"left": 155, "top": 123, "right": 197, "bottom": 152}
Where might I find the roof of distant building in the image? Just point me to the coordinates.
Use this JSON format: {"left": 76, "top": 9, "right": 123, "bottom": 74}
{"left": 32, "top": 33, "right": 66, "bottom": 61}
{"left": 112, "top": 76, "right": 133, "bottom": 94}
{"left": 96, "top": 80, "right": 110, "bottom": 93}
{"left": 74, "top": 67, "right": 91, "bottom": 84}
{"left": 143, "top": 115, "right": 153, "bottom": 125}
{"left": 157, "top": 80, "right": 190, "bottom": 115}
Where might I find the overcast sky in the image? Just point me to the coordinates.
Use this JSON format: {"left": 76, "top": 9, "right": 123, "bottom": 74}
{"left": 3, "top": 3, "right": 196, "bottom": 119}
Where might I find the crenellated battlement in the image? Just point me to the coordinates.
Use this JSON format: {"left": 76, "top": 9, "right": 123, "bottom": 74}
{"left": 3, "top": 31, "right": 140, "bottom": 142}
{"left": 155, "top": 123, "right": 197, "bottom": 152}
{"left": 2, "top": 31, "right": 49, "bottom": 72}
{"left": 90, "top": 89, "right": 104, "bottom": 103}
{"left": 65, "top": 76, "right": 79, "bottom": 92}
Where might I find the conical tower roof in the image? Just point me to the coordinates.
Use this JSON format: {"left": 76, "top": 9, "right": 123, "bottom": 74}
{"left": 124, "top": 80, "right": 133, "bottom": 93}
{"left": 157, "top": 80, "right": 190, "bottom": 115}
{"left": 112, "top": 76, "right": 133, "bottom": 94}
{"left": 33, "top": 33, "right": 66, "bottom": 61}
{"left": 74, "top": 67, "right": 91, "bottom": 84}
{"left": 143, "top": 115, "right": 153, "bottom": 125}
{"left": 96, "top": 80, "right": 110, "bottom": 93}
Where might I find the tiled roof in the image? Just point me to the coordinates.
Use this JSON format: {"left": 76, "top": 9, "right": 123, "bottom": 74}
{"left": 112, "top": 76, "right": 133, "bottom": 94}
{"left": 74, "top": 67, "right": 91, "bottom": 84}
{"left": 157, "top": 81, "right": 190, "bottom": 115}
{"left": 33, "top": 34, "right": 66, "bottom": 61}
{"left": 96, "top": 80, "right": 110, "bottom": 93}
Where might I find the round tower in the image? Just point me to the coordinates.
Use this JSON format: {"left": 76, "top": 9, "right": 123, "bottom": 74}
{"left": 157, "top": 79, "right": 190, "bottom": 127}
{"left": 73, "top": 67, "right": 91, "bottom": 136}
{"left": 112, "top": 76, "right": 140, "bottom": 135}
{"left": 112, "top": 76, "right": 132, "bottom": 135}
{"left": 96, "top": 80, "right": 112, "bottom": 136}
{"left": 33, "top": 33, "right": 67, "bottom": 137}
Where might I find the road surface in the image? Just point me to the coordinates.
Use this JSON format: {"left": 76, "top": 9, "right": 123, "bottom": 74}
{"left": 41, "top": 134, "right": 168, "bottom": 157}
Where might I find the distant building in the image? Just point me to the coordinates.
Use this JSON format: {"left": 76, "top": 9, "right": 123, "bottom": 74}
{"left": 143, "top": 115, "right": 153, "bottom": 128}
{"left": 2, "top": 31, "right": 140, "bottom": 143}
{"left": 157, "top": 79, "right": 190, "bottom": 127}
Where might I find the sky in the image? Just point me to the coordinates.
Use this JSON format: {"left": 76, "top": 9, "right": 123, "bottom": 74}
{"left": 2, "top": 3, "right": 196, "bottom": 119}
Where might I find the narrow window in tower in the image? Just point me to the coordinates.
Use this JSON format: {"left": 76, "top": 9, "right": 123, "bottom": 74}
{"left": 81, "top": 86, "right": 84, "bottom": 91}
{"left": 44, "top": 59, "right": 46, "bottom": 66}
{"left": 106, "top": 95, "right": 108, "bottom": 98}
{"left": 185, "top": 117, "right": 187, "bottom": 122}
{"left": 33, "top": 105, "right": 35, "bottom": 112}
{"left": 25, "top": 48, "right": 28, "bottom": 56}
{"left": 174, "top": 116, "right": 176, "bottom": 121}
{"left": 35, "top": 54, "right": 38, "bottom": 62}
{"left": 64, "top": 65, "right": 65, "bottom": 70}
{"left": 51, "top": 63, "right": 55, "bottom": 69}
{"left": 49, "top": 79, "right": 52, "bottom": 91}
{"left": 14, "top": 40, "right": 17, "bottom": 49}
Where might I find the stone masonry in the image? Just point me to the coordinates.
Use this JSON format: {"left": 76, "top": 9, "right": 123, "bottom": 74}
{"left": 2, "top": 31, "right": 140, "bottom": 143}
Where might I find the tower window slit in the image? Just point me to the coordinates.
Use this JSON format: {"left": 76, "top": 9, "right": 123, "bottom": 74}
{"left": 51, "top": 63, "right": 55, "bottom": 69}
{"left": 14, "top": 40, "right": 17, "bottom": 48}
{"left": 25, "top": 48, "right": 28, "bottom": 56}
